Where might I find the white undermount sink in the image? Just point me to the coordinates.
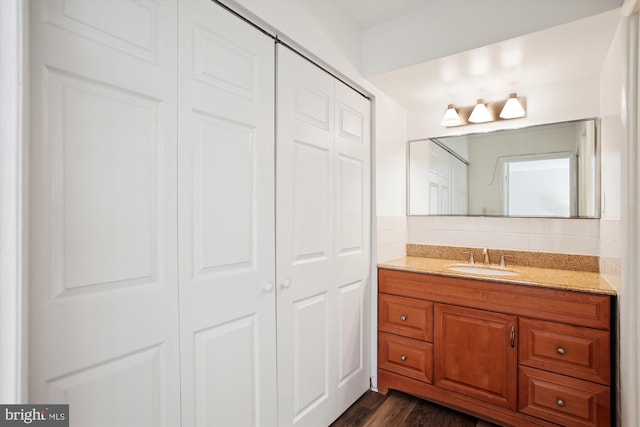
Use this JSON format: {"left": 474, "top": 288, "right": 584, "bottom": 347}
{"left": 448, "top": 264, "right": 519, "bottom": 277}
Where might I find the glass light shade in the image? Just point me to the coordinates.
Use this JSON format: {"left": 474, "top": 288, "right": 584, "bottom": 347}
{"left": 441, "top": 104, "right": 462, "bottom": 127}
{"left": 500, "top": 93, "right": 525, "bottom": 119}
{"left": 468, "top": 99, "right": 492, "bottom": 123}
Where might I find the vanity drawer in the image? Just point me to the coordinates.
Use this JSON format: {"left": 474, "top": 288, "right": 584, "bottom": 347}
{"left": 519, "top": 318, "right": 610, "bottom": 385}
{"left": 379, "top": 293, "right": 433, "bottom": 341}
{"left": 378, "top": 268, "right": 611, "bottom": 329}
{"left": 378, "top": 332, "right": 433, "bottom": 384}
{"left": 518, "top": 366, "right": 610, "bottom": 427}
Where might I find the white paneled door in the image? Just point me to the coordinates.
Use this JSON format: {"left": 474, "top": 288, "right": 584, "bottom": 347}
{"left": 30, "top": 2, "right": 368, "bottom": 426}
{"left": 276, "top": 46, "right": 371, "bottom": 427}
{"left": 332, "top": 80, "right": 372, "bottom": 413}
{"left": 29, "top": 1, "right": 181, "bottom": 426}
{"left": 177, "top": 1, "right": 277, "bottom": 426}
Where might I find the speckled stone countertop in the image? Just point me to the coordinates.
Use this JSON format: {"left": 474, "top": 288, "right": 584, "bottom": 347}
{"left": 378, "top": 256, "right": 617, "bottom": 296}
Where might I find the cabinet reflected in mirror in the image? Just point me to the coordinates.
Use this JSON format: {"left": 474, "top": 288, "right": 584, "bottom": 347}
{"left": 408, "top": 119, "right": 599, "bottom": 218}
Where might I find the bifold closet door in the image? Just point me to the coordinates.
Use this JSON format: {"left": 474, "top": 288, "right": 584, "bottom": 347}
{"left": 28, "top": 1, "right": 181, "bottom": 425}
{"left": 276, "top": 45, "right": 371, "bottom": 427}
{"left": 177, "top": 1, "right": 278, "bottom": 426}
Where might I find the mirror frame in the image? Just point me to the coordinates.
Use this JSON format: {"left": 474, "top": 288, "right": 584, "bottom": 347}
{"left": 406, "top": 118, "right": 601, "bottom": 219}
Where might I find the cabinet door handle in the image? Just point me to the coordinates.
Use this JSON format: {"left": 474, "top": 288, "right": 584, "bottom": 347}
{"left": 556, "top": 347, "right": 566, "bottom": 355}
{"left": 400, "top": 355, "right": 407, "bottom": 361}
{"left": 281, "top": 279, "right": 291, "bottom": 289}
{"left": 509, "top": 326, "right": 515, "bottom": 348}
{"left": 400, "top": 315, "right": 407, "bottom": 321}
{"left": 264, "top": 283, "right": 274, "bottom": 292}
{"left": 556, "top": 398, "right": 565, "bottom": 407}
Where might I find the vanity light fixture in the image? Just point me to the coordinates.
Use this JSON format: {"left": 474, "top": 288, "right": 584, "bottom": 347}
{"left": 468, "top": 99, "right": 492, "bottom": 123}
{"left": 440, "top": 104, "right": 462, "bottom": 127}
{"left": 499, "top": 93, "right": 526, "bottom": 119}
{"left": 440, "top": 94, "right": 526, "bottom": 127}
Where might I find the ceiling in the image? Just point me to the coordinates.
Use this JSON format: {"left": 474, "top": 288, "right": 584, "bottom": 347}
{"left": 329, "top": 0, "right": 439, "bottom": 29}
{"left": 367, "top": 9, "right": 621, "bottom": 108}
{"left": 329, "top": 0, "right": 624, "bottom": 108}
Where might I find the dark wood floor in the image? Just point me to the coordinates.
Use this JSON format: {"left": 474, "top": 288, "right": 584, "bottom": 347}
{"left": 330, "top": 390, "right": 502, "bottom": 427}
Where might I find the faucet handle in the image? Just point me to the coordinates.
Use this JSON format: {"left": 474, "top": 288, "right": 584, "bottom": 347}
{"left": 462, "top": 251, "right": 475, "bottom": 264}
{"left": 500, "top": 254, "right": 514, "bottom": 267}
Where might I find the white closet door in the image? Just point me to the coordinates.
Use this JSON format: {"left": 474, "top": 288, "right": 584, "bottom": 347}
{"left": 177, "top": 1, "right": 277, "bottom": 426}
{"left": 276, "top": 45, "right": 371, "bottom": 427}
{"left": 333, "top": 80, "right": 371, "bottom": 415}
{"left": 28, "top": 1, "right": 181, "bottom": 426}
{"left": 276, "top": 46, "right": 335, "bottom": 427}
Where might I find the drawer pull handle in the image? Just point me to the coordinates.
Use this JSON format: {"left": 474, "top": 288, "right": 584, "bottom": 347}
{"left": 556, "top": 398, "right": 565, "bottom": 407}
{"left": 400, "top": 355, "right": 407, "bottom": 361}
{"left": 556, "top": 347, "right": 566, "bottom": 355}
{"left": 400, "top": 315, "right": 407, "bottom": 321}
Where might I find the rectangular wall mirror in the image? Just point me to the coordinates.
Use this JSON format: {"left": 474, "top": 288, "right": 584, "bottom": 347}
{"left": 408, "top": 119, "right": 600, "bottom": 218}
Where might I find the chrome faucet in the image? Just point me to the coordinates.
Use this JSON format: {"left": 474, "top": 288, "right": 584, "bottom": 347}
{"left": 462, "top": 251, "right": 475, "bottom": 264}
{"left": 482, "top": 247, "right": 490, "bottom": 265}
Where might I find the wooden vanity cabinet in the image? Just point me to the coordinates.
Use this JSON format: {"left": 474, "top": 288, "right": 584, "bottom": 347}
{"left": 377, "top": 268, "right": 613, "bottom": 427}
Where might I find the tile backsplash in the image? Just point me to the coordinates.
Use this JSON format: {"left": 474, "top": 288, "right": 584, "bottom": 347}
{"left": 408, "top": 216, "right": 600, "bottom": 256}
{"left": 376, "top": 216, "right": 407, "bottom": 262}
{"left": 406, "top": 244, "right": 599, "bottom": 272}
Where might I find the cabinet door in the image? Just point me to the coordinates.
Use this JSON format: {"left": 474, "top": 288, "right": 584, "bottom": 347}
{"left": 434, "top": 304, "right": 518, "bottom": 410}
{"left": 177, "top": 1, "right": 277, "bottom": 426}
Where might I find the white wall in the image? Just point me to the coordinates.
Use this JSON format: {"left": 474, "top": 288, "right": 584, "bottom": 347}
{"left": 236, "top": 0, "right": 409, "bottom": 263}
{"left": 407, "top": 76, "right": 601, "bottom": 140}
{"left": 373, "top": 93, "right": 407, "bottom": 262}
{"left": 600, "top": 14, "right": 627, "bottom": 286}
{"left": 236, "top": 0, "right": 362, "bottom": 79}
{"left": 599, "top": 3, "right": 637, "bottom": 426}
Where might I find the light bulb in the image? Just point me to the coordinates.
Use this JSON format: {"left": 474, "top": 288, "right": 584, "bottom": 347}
{"left": 441, "top": 104, "right": 462, "bottom": 127}
{"left": 500, "top": 93, "right": 525, "bottom": 119}
{"left": 468, "top": 99, "right": 492, "bottom": 123}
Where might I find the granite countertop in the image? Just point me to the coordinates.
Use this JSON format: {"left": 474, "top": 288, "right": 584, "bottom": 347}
{"left": 378, "top": 256, "right": 617, "bottom": 296}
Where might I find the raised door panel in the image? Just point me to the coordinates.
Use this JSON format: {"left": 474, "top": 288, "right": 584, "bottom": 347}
{"left": 519, "top": 366, "right": 610, "bottom": 427}
{"left": 277, "top": 45, "right": 335, "bottom": 427}
{"left": 378, "top": 294, "right": 433, "bottom": 341}
{"left": 47, "top": 345, "right": 166, "bottom": 426}
{"left": 192, "top": 316, "right": 262, "bottom": 427}
{"left": 452, "top": 157, "right": 469, "bottom": 215}
{"left": 519, "top": 318, "right": 610, "bottom": 385}
{"left": 434, "top": 304, "right": 518, "bottom": 410}
{"left": 378, "top": 332, "right": 433, "bottom": 383}
{"left": 427, "top": 142, "right": 452, "bottom": 214}
{"left": 29, "top": 1, "right": 181, "bottom": 425}
{"left": 177, "top": 1, "right": 277, "bottom": 426}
